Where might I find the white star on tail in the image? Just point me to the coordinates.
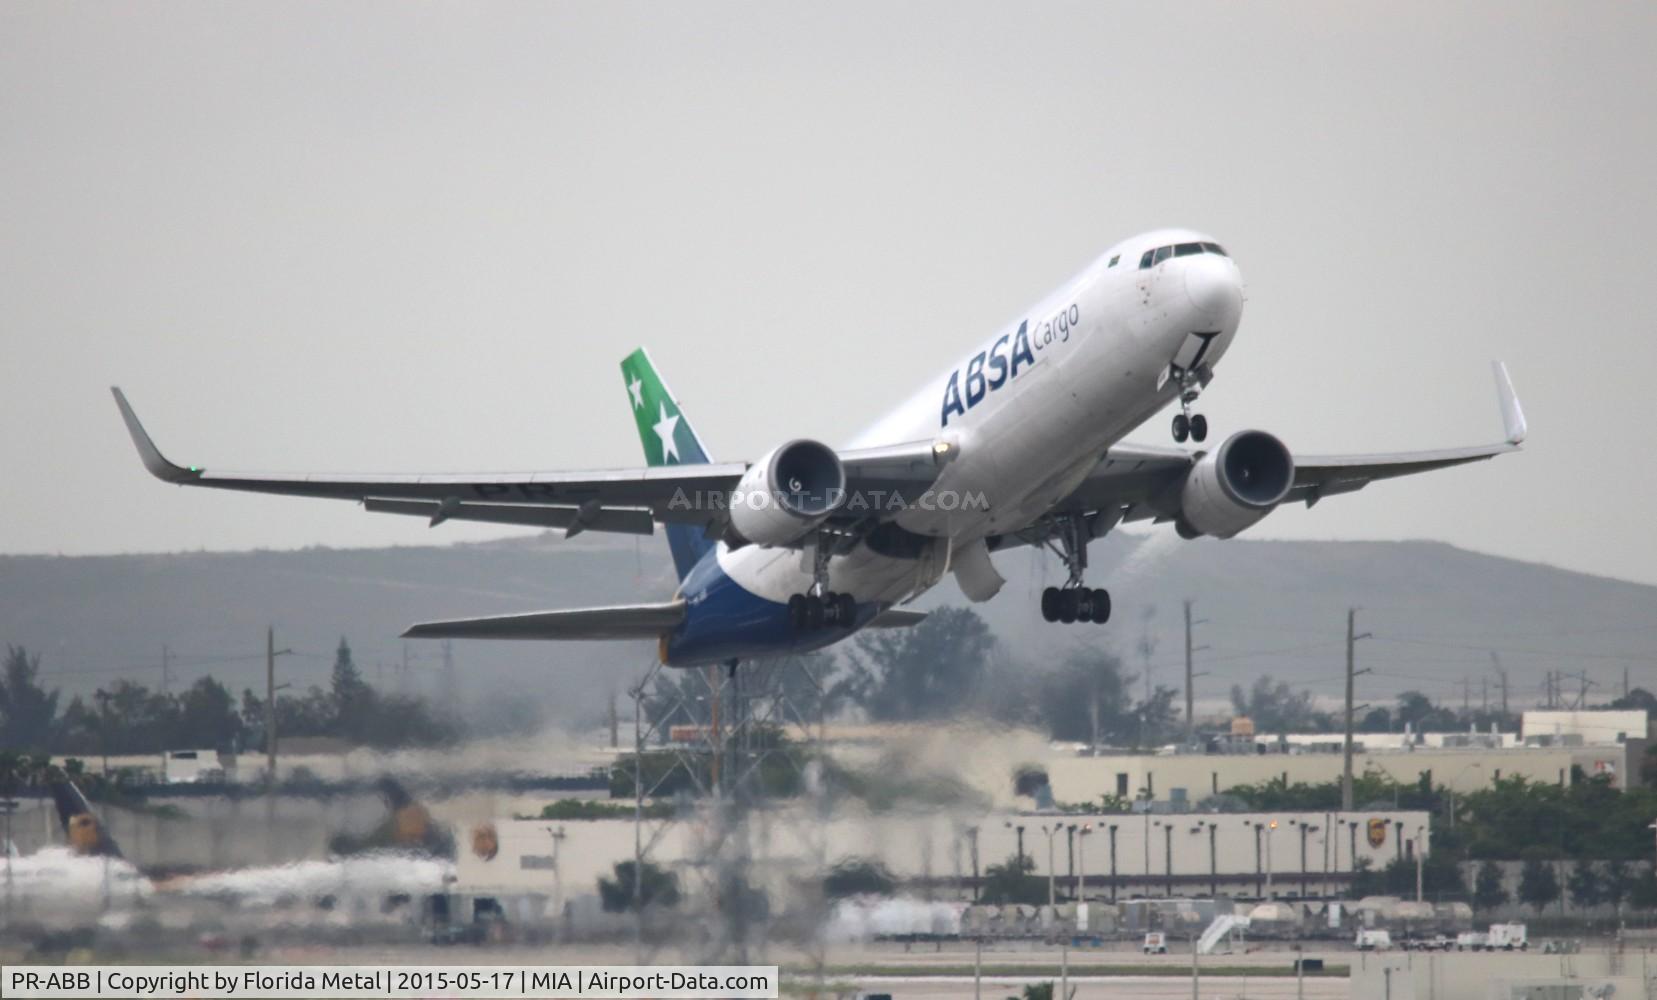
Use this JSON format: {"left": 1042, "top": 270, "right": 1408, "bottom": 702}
{"left": 628, "top": 376, "right": 643, "bottom": 409}
{"left": 652, "top": 402, "right": 681, "bottom": 463}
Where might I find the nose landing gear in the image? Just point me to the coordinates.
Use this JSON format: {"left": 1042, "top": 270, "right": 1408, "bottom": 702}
{"left": 1167, "top": 361, "right": 1212, "bottom": 444}
{"left": 1039, "top": 514, "right": 1112, "bottom": 625}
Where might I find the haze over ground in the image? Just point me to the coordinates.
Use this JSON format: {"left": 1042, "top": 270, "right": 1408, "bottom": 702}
{"left": 2, "top": 4, "right": 1655, "bottom": 586}
{"left": 4, "top": 533, "right": 1650, "bottom": 721}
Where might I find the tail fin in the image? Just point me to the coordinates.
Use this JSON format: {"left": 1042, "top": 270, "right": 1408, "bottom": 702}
{"left": 50, "top": 778, "right": 125, "bottom": 859}
{"left": 620, "top": 348, "right": 716, "bottom": 580}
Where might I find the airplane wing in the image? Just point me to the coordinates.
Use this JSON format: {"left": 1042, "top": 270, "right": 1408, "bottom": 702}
{"left": 402, "top": 600, "right": 687, "bottom": 640}
{"left": 112, "top": 389, "right": 944, "bottom": 539}
{"left": 1000, "top": 362, "right": 1525, "bottom": 541}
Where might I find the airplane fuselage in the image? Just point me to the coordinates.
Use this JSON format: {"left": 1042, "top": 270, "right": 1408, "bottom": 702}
{"left": 665, "top": 228, "right": 1245, "bottom": 664}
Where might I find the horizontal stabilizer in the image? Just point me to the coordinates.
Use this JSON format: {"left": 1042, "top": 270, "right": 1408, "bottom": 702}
{"left": 403, "top": 601, "right": 685, "bottom": 641}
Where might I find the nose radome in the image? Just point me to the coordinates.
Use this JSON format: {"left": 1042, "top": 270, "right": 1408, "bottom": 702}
{"left": 1183, "top": 254, "right": 1243, "bottom": 324}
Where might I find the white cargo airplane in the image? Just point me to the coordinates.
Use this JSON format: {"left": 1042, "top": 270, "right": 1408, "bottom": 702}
{"left": 114, "top": 228, "right": 1526, "bottom": 667}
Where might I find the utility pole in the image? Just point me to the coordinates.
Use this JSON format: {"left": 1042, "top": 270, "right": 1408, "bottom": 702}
{"left": 266, "top": 628, "right": 276, "bottom": 781}
{"left": 1184, "top": 600, "right": 1194, "bottom": 745}
{"left": 1481, "top": 676, "right": 1488, "bottom": 716}
{"left": 160, "top": 644, "right": 172, "bottom": 698}
{"left": 1341, "top": 608, "right": 1372, "bottom": 812}
{"left": 1182, "top": 600, "right": 1209, "bottom": 746}
{"left": 1496, "top": 663, "right": 1509, "bottom": 718}
{"left": 1460, "top": 676, "right": 1470, "bottom": 719}
{"left": 264, "top": 627, "right": 293, "bottom": 785}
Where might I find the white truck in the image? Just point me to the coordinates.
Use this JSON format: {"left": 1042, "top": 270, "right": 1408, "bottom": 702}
{"left": 1456, "top": 922, "right": 1528, "bottom": 952}
{"left": 1487, "top": 922, "right": 1528, "bottom": 951}
{"left": 1142, "top": 931, "right": 1168, "bottom": 954}
{"left": 1355, "top": 929, "right": 1393, "bottom": 951}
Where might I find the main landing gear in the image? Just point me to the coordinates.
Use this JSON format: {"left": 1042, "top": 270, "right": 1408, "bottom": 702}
{"left": 1039, "top": 515, "right": 1111, "bottom": 625}
{"left": 1168, "top": 362, "right": 1212, "bottom": 444}
{"left": 787, "top": 531, "right": 857, "bottom": 631}
{"left": 787, "top": 591, "right": 856, "bottom": 629}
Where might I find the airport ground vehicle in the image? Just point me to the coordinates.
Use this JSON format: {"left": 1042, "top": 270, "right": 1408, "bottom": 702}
{"left": 1457, "top": 923, "right": 1528, "bottom": 951}
{"left": 1355, "top": 929, "right": 1393, "bottom": 951}
{"left": 1143, "top": 932, "right": 1168, "bottom": 954}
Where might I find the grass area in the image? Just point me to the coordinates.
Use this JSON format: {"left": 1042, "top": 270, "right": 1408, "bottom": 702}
{"left": 785, "top": 963, "right": 1349, "bottom": 978}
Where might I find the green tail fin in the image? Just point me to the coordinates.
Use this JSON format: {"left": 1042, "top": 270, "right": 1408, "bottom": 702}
{"left": 620, "top": 348, "right": 713, "bottom": 580}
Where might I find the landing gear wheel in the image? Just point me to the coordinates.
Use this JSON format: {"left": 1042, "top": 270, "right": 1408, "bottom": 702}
{"left": 1092, "top": 588, "right": 1112, "bottom": 624}
{"left": 1057, "top": 589, "right": 1079, "bottom": 624}
{"left": 1189, "top": 414, "right": 1208, "bottom": 443}
{"left": 1041, "top": 587, "right": 1060, "bottom": 623}
{"left": 804, "top": 594, "right": 825, "bottom": 630}
{"left": 1172, "top": 413, "right": 1190, "bottom": 443}
{"left": 1076, "top": 589, "right": 1095, "bottom": 623}
{"left": 835, "top": 592, "right": 857, "bottom": 626}
{"left": 787, "top": 594, "right": 807, "bottom": 630}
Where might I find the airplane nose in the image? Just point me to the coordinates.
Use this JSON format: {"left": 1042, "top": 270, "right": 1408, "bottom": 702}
{"left": 1183, "top": 254, "right": 1243, "bottom": 324}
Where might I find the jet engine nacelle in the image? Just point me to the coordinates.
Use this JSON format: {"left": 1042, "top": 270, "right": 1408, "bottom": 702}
{"left": 728, "top": 439, "right": 846, "bottom": 547}
{"left": 1175, "top": 430, "right": 1295, "bottom": 539}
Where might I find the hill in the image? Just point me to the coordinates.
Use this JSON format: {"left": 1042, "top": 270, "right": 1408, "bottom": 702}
{"left": 1, "top": 530, "right": 1652, "bottom": 725}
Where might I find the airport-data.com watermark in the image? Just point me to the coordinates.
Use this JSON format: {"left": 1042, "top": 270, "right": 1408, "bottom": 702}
{"left": 668, "top": 487, "right": 988, "bottom": 514}
{"left": 2, "top": 965, "right": 779, "bottom": 999}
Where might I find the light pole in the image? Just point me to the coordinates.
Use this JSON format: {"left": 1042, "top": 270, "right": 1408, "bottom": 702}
{"left": 1413, "top": 825, "right": 1426, "bottom": 903}
{"left": 1108, "top": 823, "right": 1120, "bottom": 902}
{"left": 1446, "top": 762, "right": 1482, "bottom": 832}
{"left": 1265, "top": 819, "right": 1277, "bottom": 899}
{"left": 1039, "top": 824, "right": 1062, "bottom": 907}
{"left": 1006, "top": 821, "right": 1026, "bottom": 868}
{"left": 964, "top": 825, "right": 980, "bottom": 902}
{"left": 1292, "top": 821, "right": 1319, "bottom": 897}
{"left": 1153, "top": 819, "right": 1174, "bottom": 896}
{"left": 1075, "top": 824, "right": 1093, "bottom": 902}
{"left": 547, "top": 825, "right": 566, "bottom": 915}
{"left": 1191, "top": 821, "right": 1218, "bottom": 898}
{"left": 1247, "top": 821, "right": 1263, "bottom": 897}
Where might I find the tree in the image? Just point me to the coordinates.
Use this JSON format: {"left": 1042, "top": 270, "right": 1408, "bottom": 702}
{"left": 1037, "top": 648, "right": 1133, "bottom": 745}
{"left": 174, "top": 676, "right": 244, "bottom": 750}
{"left": 1566, "top": 859, "right": 1604, "bottom": 910}
{"left": 979, "top": 853, "right": 1046, "bottom": 905}
{"left": 1395, "top": 690, "right": 1458, "bottom": 733}
{"left": 834, "top": 607, "right": 995, "bottom": 721}
{"left": 1229, "top": 676, "right": 1330, "bottom": 733}
{"left": 1609, "top": 688, "right": 1657, "bottom": 714}
{"left": 330, "top": 637, "right": 373, "bottom": 736}
{"left": 1518, "top": 857, "right": 1560, "bottom": 914}
{"left": 1473, "top": 861, "right": 1509, "bottom": 911}
{"left": 598, "top": 860, "right": 680, "bottom": 912}
{"left": 1603, "top": 859, "right": 1631, "bottom": 910}
{"left": 0, "top": 646, "right": 60, "bottom": 751}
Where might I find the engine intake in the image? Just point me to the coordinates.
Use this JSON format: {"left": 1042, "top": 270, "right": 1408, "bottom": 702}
{"left": 727, "top": 439, "right": 846, "bottom": 547}
{"left": 1175, "top": 430, "right": 1294, "bottom": 539}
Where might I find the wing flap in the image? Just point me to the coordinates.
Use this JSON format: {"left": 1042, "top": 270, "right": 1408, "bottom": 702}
{"left": 363, "top": 498, "right": 655, "bottom": 535}
{"left": 402, "top": 601, "right": 685, "bottom": 641}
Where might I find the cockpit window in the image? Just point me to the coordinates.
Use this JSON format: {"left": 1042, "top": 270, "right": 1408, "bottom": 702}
{"left": 1139, "top": 240, "right": 1229, "bottom": 268}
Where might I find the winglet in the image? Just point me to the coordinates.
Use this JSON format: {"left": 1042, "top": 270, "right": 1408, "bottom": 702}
{"left": 110, "top": 387, "right": 202, "bottom": 483}
{"left": 1492, "top": 362, "right": 1527, "bottom": 445}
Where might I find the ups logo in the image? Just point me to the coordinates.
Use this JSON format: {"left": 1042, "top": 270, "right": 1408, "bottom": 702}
{"left": 1367, "top": 817, "right": 1387, "bottom": 848}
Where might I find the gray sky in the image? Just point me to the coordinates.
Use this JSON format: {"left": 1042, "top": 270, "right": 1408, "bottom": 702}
{"left": 4, "top": 3, "right": 1655, "bottom": 583}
